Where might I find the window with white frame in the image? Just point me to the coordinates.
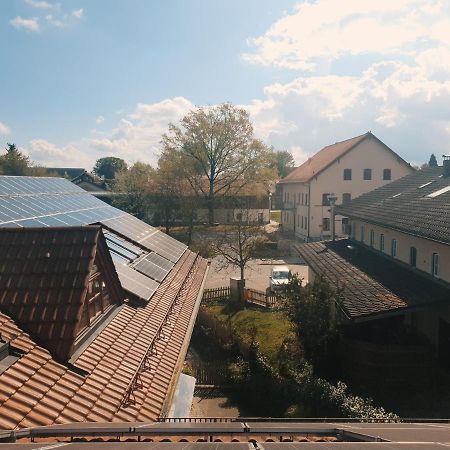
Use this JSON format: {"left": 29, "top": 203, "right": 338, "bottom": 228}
{"left": 391, "top": 239, "right": 397, "bottom": 258}
{"left": 432, "top": 253, "right": 439, "bottom": 277}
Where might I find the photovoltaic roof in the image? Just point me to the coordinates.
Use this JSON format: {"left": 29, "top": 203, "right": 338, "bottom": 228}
{"left": 0, "top": 175, "right": 187, "bottom": 301}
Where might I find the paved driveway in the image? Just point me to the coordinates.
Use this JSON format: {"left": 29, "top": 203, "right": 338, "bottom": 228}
{"left": 206, "top": 256, "right": 308, "bottom": 291}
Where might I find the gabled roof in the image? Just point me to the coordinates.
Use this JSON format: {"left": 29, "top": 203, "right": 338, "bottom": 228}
{"left": 336, "top": 166, "right": 450, "bottom": 245}
{"left": 0, "top": 226, "right": 123, "bottom": 361}
{"left": 296, "top": 239, "right": 450, "bottom": 321}
{"left": 72, "top": 171, "right": 108, "bottom": 192}
{"left": 279, "top": 132, "right": 409, "bottom": 184}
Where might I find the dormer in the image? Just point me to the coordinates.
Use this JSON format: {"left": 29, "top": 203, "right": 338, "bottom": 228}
{"left": 0, "top": 226, "right": 124, "bottom": 361}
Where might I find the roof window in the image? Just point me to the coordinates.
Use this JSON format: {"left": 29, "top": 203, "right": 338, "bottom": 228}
{"left": 418, "top": 181, "right": 435, "bottom": 189}
{"left": 426, "top": 185, "right": 450, "bottom": 198}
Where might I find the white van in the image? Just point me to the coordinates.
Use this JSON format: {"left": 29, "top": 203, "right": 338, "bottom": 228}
{"left": 270, "top": 265, "right": 291, "bottom": 292}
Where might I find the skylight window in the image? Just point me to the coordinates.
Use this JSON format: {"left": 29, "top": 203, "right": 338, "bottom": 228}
{"left": 418, "top": 181, "right": 435, "bottom": 189}
{"left": 426, "top": 185, "right": 450, "bottom": 198}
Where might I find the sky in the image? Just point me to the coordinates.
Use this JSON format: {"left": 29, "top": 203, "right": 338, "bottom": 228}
{"left": 1, "top": 0, "right": 450, "bottom": 169}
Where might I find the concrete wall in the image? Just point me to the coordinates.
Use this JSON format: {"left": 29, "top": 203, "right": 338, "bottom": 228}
{"left": 280, "top": 137, "right": 413, "bottom": 240}
{"left": 196, "top": 208, "right": 270, "bottom": 224}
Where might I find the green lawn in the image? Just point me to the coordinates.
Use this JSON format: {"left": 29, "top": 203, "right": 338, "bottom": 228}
{"left": 204, "top": 302, "right": 294, "bottom": 364}
{"left": 270, "top": 210, "right": 281, "bottom": 223}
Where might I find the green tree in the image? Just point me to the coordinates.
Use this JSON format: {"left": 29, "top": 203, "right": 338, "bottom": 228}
{"left": 112, "top": 162, "right": 155, "bottom": 221}
{"left": 281, "top": 275, "right": 341, "bottom": 366}
{"left": 161, "top": 103, "right": 277, "bottom": 225}
{"left": 429, "top": 153, "right": 438, "bottom": 167}
{"left": 270, "top": 149, "right": 295, "bottom": 178}
{"left": 93, "top": 156, "right": 127, "bottom": 179}
{"left": 0, "top": 143, "right": 31, "bottom": 175}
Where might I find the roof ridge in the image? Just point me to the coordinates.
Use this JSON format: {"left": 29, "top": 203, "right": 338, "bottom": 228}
{"left": 279, "top": 132, "right": 371, "bottom": 183}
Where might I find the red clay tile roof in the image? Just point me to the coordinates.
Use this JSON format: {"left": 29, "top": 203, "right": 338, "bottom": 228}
{"left": 279, "top": 133, "right": 369, "bottom": 184}
{"left": 295, "top": 239, "right": 450, "bottom": 320}
{"left": 0, "top": 227, "right": 123, "bottom": 361}
{"left": 0, "top": 245, "right": 207, "bottom": 429}
{"left": 279, "top": 132, "right": 410, "bottom": 184}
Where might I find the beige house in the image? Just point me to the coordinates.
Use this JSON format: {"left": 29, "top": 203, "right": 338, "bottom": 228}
{"left": 278, "top": 132, "right": 413, "bottom": 241}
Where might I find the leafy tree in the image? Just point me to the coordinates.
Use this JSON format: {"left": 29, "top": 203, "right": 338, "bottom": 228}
{"left": 270, "top": 149, "right": 295, "bottom": 178}
{"left": 112, "top": 162, "right": 155, "bottom": 221}
{"left": 161, "top": 103, "right": 277, "bottom": 224}
{"left": 0, "top": 143, "right": 31, "bottom": 175}
{"left": 429, "top": 153, "right": 438, "bottom": 167}
{"left": 93, "top": 156, "right": 127, "bottom": 179}
{"left": 281, "top": 275, "right": 341, "bottom": 366}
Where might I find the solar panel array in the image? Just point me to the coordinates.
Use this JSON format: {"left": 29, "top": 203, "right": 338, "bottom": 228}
{"left": 0, "top": 176, "right": 187, "bottom": 301}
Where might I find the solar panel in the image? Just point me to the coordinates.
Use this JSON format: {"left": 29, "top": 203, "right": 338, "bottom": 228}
{"left": 0, "top": 175, "right": 190, "bottom": 301}
{"left": 104, "top": 231, "right": 143, "bottom": 263}
{"left": 102, "top": 215, "right": 158, "bottom": 242}
{"left": 140, "top": 230, "right": 187, "bottom": 262}
{"left": 114, "top": 261, "right": 159, "bottom": 301}
{"left": 133, "top": 252, "right": 173, "bottom": 282}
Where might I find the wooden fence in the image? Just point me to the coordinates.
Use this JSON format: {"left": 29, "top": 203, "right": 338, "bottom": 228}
{"left": 202, "top": 286, "right": 230, "bottom": 302}
{"left": 245, "top": 288, "right": 278, "bottom": 308}
{"left": 202, "top": 286, "right": 277, "bottom": 308}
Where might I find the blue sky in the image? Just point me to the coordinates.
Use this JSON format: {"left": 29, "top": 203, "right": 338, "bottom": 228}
{"left": 1, "top": 0, "right": 450, "bottom": 168}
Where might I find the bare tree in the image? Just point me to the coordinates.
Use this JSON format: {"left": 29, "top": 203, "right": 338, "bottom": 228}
{"left": 161, "top": 103, "right": 276, "bottom": 225}
{"left": 209, "top": 210, "right": 267, "bottom": 301}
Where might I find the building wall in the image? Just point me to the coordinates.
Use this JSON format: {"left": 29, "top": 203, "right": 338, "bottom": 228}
{"left": 280, "top": 182, "right": 309, "bottom": 238}
{"left": 350, "top": 219, "right": 450, "bottom": 285}
{"left": 196, "top": 208, "right": 270, "bottom": 224}
{"left": 280, "top": 137, "right": 413, "bottom": 240}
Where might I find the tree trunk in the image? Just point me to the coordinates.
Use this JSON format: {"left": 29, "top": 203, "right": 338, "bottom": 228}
{"left": 208, "top": 178, "right": 215, "bottom": 225}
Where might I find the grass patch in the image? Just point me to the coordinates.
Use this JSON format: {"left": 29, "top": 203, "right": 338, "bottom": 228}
{"left": 204, "top": 301, "right": 294, "bottom": 364}
{"left": 270, "top": 210, "right": 281, "bottom": 223}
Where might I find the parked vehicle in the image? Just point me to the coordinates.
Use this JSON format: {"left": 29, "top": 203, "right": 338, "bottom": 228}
{"left": 270, "top": 265, "right": 291, "bottom": 292}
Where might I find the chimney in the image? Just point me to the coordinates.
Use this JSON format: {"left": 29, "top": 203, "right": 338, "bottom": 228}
{"left": 443, "top": 155, "right": 450, "bottom": 177}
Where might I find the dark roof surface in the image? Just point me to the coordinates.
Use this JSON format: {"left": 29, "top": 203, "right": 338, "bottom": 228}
{"left": 0, "top": 226, "right": 123, "bottom": 361}
{"left": 336, "top": 166, "right": 450, "bottom": 244}
{"left": 295, "top": 239, "right": 450, "bottom": 320}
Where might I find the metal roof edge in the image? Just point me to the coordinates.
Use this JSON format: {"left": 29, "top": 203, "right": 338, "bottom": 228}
{"left": 159, "top": 257, "right": 209, "bottom": 419}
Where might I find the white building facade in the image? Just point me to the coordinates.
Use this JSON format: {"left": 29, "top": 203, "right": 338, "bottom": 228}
{"left": 278, "top": 132, "right": 414, "bottom": 241}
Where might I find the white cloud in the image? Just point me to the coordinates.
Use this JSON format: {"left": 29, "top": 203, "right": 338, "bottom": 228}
{"left": 0, "top": 122, "right": 11, "bottom": 136}
{"left": 45, "top": 14, "right": 65, "bottom": 28}
{"left": 96, "top": 116, "right": 105, "bottom": 124}
{"left": 9, "top": 16, "right": 40, "bottom": 32}
{"left": 245, "top": 51, "right": 450, "bottom": 165}
{"left": 27, "top": 139, "right": 92, "bottom": 167}
{"left": 89, "top": 97, "right": 194, "bottom": 166}
{"left": 242, "top": 0, "right": 450, "bottom": 70}
{"left": 72, "top": 8, "right": 83, "bottom": 19}
{"left": 25, "top": 0, "right": 54, "bottom": 9}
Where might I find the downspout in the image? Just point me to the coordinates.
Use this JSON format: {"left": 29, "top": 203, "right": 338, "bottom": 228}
{"left": 307, "top": 182, "right": 311, "bottom": 242}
